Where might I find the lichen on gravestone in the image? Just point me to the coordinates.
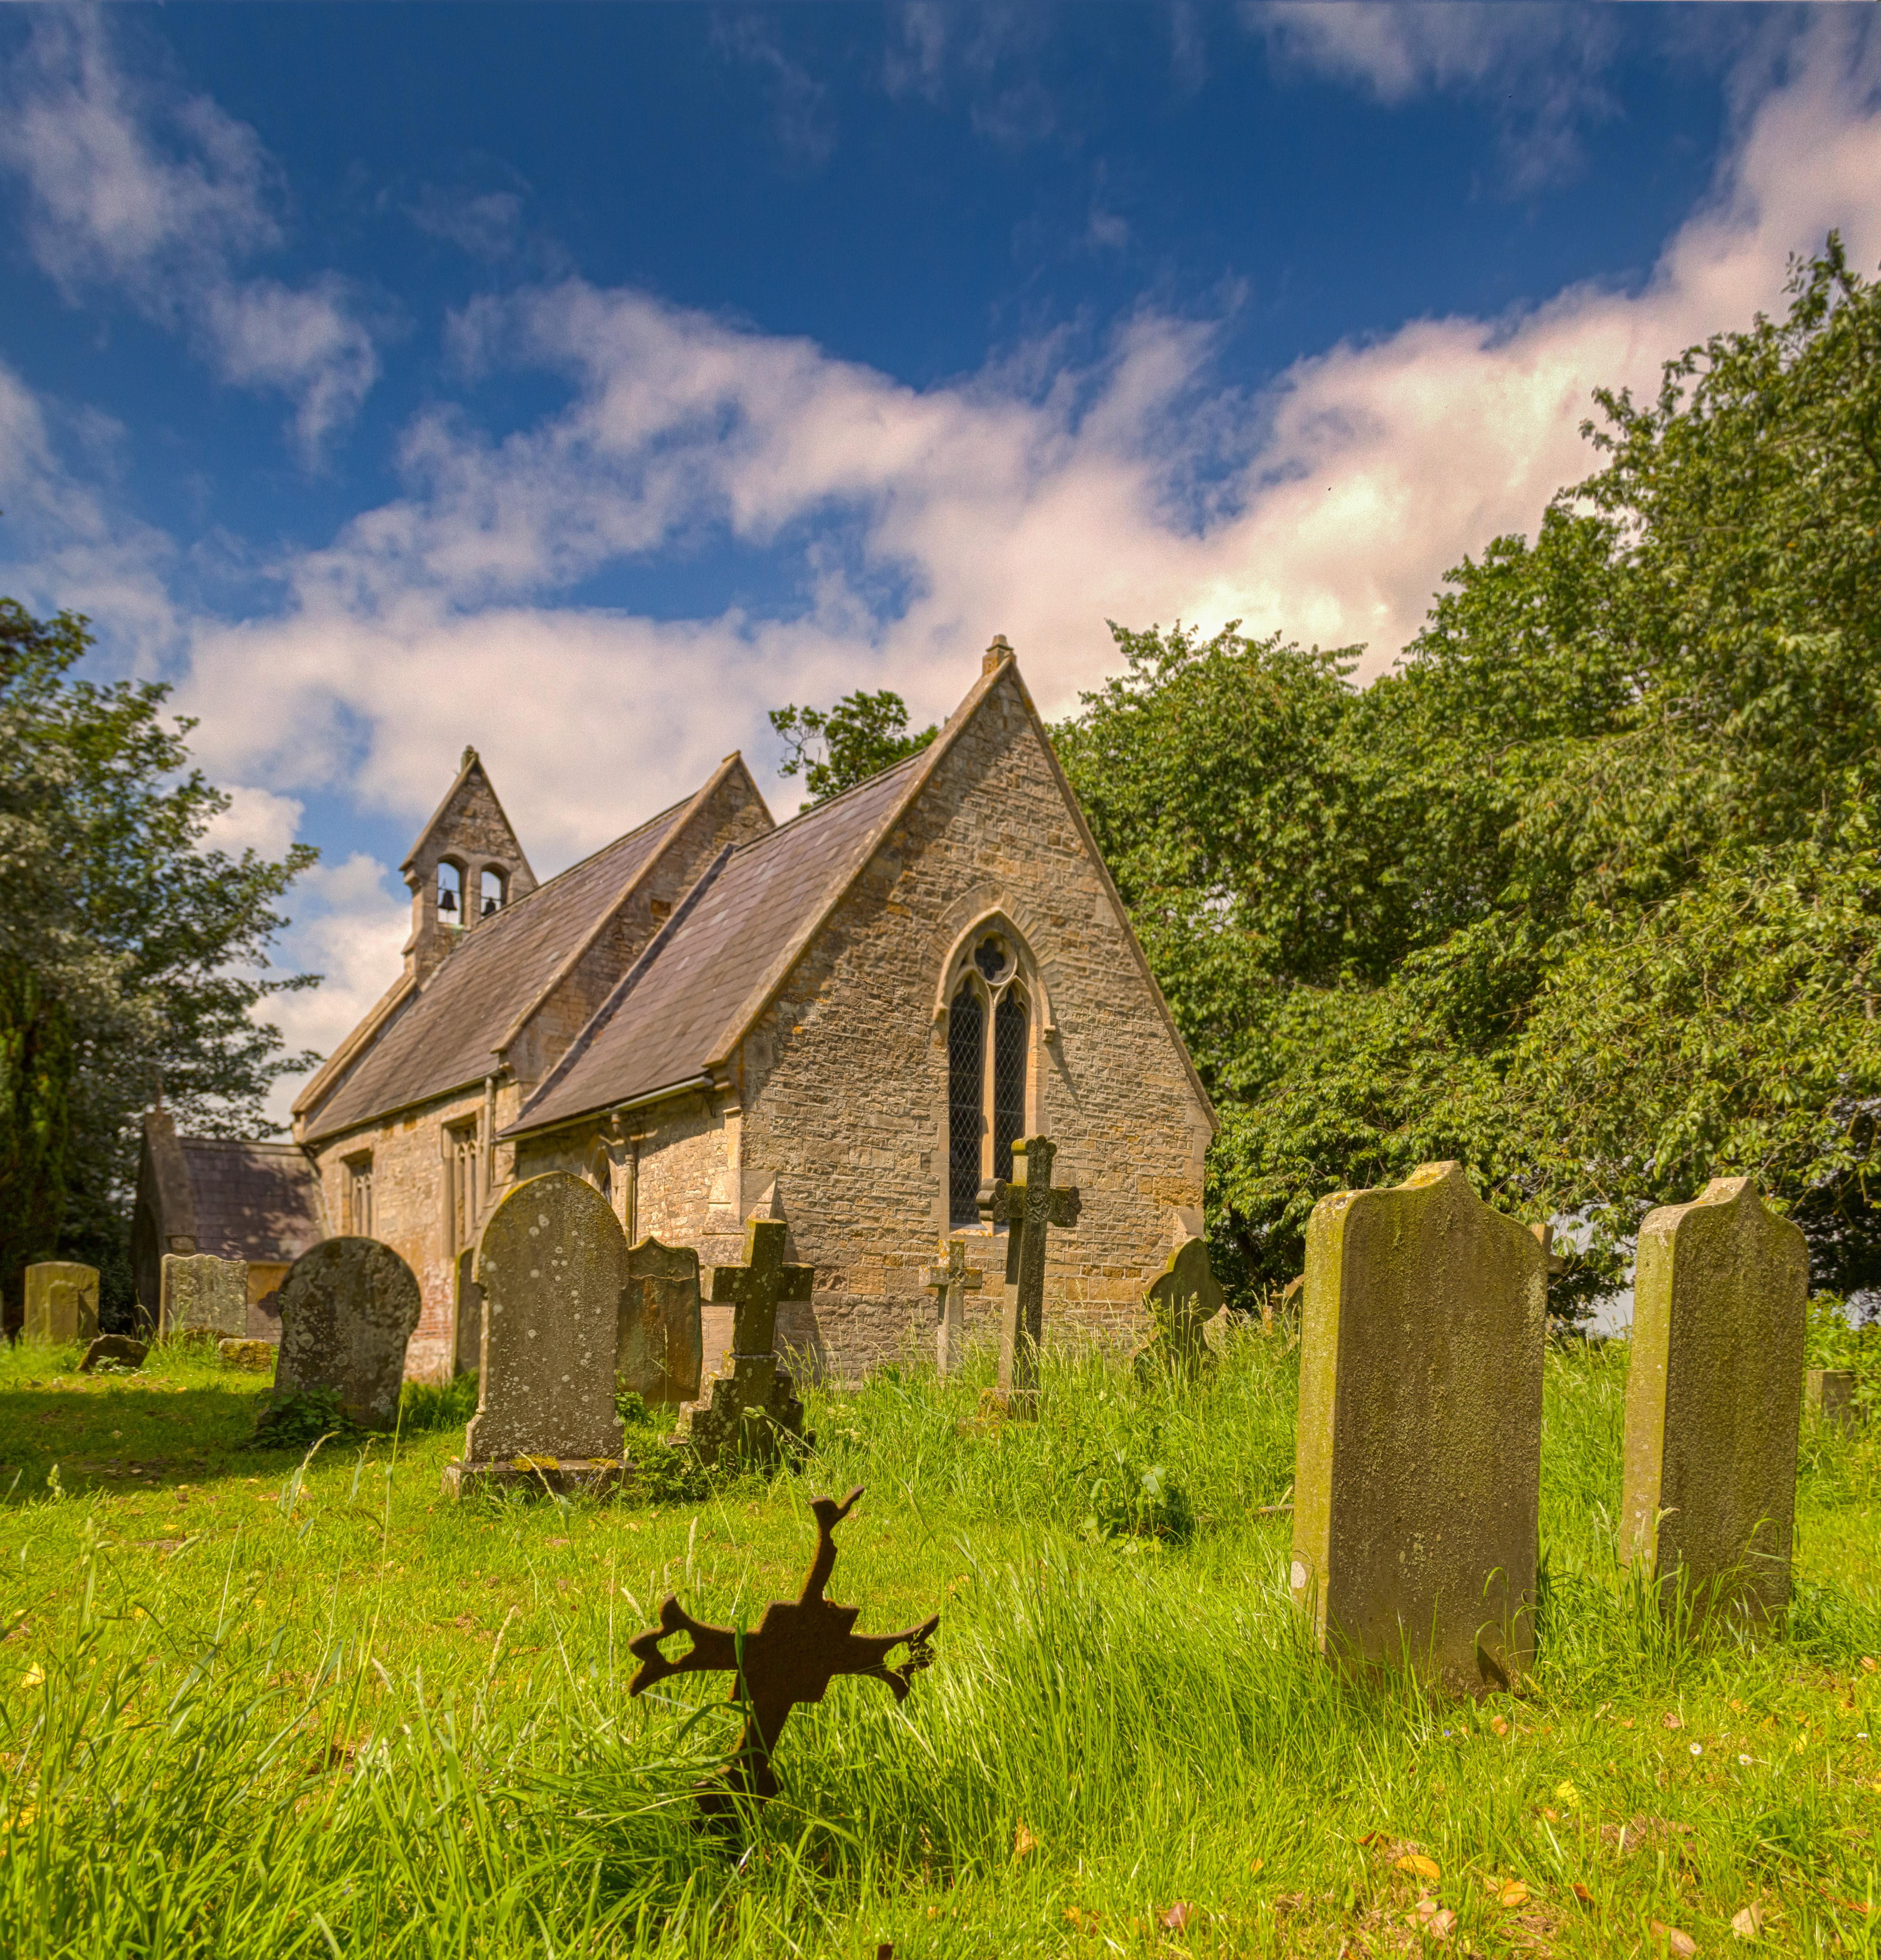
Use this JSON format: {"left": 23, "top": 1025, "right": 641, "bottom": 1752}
{"left": 1291, "top": 1161, "right": 1546, "bottom": 1696}
{"left": 23, "top": 1263, "right": 100, "bottom": 1346}
{"left": 159, "top": 1254, "right": 247, "bottom": 1342}
{"left": 271, "top": 1238, "right": 421, "bottom": 1428}
{"left": 1622, "top": 1177, "right": 1807, "bottom": 1625}
{"left": 619, "top": 1237, "right": 704, "bottom": 1409}
{"left": 683, "top": 1216, "right": 812, "bottom": 1469}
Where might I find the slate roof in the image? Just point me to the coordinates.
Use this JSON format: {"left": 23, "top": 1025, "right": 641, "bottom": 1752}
{"left": 304, "top": 796, "right": 695, "bottom": 1140}
{"left": 509, "top": 753, "right": 927, "bottom": 1133}
{"left": 178, "top": 1139, "right": 327, "bottom": 1264}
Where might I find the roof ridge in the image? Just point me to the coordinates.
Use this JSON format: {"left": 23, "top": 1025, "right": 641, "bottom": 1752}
{"left": 731, "top": 746, "right": 928, "bottom": 855}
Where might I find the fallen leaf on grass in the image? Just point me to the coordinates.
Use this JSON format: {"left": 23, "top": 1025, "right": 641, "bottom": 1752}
{"left": 1571, "top": 1883, "right": 1594, "bottom": 1907}
{"left": 17, "top": 1664, "right": 44, "bottom": 1691}
{"left": 1730, "top": 1903, "right": 1765, "bottom": 1940}
{"left": 1396, "top": 1854, "right": 1441, "bottom": 1881}
{"left": 1489, "top": 1879, "right": 1530, "bottom": 1908}
{"left": 1863, "top": 1657, "right": 1877, "bottom": 1674}
{"left": 1012, "top": 1822, "right": 1037, "bottom": 1859}
{"left": 1491, "top": 1715, "right": 1510, "bottom": 1736}
{"left": 1249, "top": 1859, "right": 1264, "bottom": 1875}
{"left": 1651, "top": 1920, "right": 1697, "bottom": 1956}
{"left": 1358, "top": 1831, "right": 1390, "bottom": 1847}
{"left": 1159, "top": 1902, "right": 1197, "bottom": 1932}
{"left": 1063, "top": 1906, "right": 1099, "bottom": 1934}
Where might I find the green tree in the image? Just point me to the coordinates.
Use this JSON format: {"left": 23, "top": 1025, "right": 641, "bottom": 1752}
{"left": 769, "top": 688, "right": 937, "bottom": 804}
{"left": 0, "top": 600, "right": 320, "bottom": 1327}
{"left": 1060, "top": 238, "right": 1881, "bottom": 1315}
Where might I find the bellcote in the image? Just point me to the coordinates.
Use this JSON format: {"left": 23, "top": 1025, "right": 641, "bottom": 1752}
{"left": 400, "top": 746, "right": 538, "bottom": 982}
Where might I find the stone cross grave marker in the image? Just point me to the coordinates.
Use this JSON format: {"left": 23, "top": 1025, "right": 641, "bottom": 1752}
{"left": 446, "top": 1172, "right": 627, "bottom": 1496}
{"left": 1292, "top": 1161, "right": 1546, "bottom": 1696}
{"left": 273, "top": 1237, "right": 423, "bottom": 1429}
{"left": 1133, "top": 1236, "right": 1225, "bottom": 1386}
{"left": 160, "top": 1253, "right": 247, "bottom": 1342}
{"left": 684, "top": 1217, "right": 812, "bottom": 1468}
{"left": 979, "top": 1134, "right": 1080, "bottom": 1417}
{"left": 23, "top": 1263, "right": 99, "bottom": 1346}
{"left": 628, "top": 1485, "right": 938, "bottom": 1817}
{"left": 619, "top": 1236, "right": 704, "bottom": 1410}
{"left": 922, "top": 1235, "right": 982, "bottom": 1378}
{"left": 1622, "top": 1177, "right": 1807, "bottom": 1625}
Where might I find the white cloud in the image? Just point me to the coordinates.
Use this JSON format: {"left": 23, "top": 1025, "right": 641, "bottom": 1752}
{"left": 0, "top": 13, "right": 379, "bottom": 462}
{"left": 202, "top": 785, "right": 305, "bottom": 861}
{"left": 1245, "top": 1, "right": 1619, "bottom": 185}
{"left": 160, "top": 13, "right": 1881, "bottom": 893}
{"left": 261, "top": 852, "right": 411, "bottom": 1125}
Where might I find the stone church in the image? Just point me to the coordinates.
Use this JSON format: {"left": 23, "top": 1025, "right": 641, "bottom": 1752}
{"left": 289, "top": 641, "right": 1215, "bottom": 1383}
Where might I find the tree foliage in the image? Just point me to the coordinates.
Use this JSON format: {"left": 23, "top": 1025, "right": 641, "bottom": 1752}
{"left": 769, "top": 688, "right": 937, "bottom": 804}
{"left": 0, "top": 601, "right": 320, "bottom": 1323}
{"left": 1059, "top": 238, "right": 1881, "bottom": 1315}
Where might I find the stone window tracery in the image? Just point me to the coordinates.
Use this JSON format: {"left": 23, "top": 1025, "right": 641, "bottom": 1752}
{"left": 447, "top": 1123, "right": 480, "bottom": 1254}
{"left": 345, "top": 1154, "right": 374, "bottom": 1237}
{"left": 941, "top": 920, "right": 1037, "bottom": 1227}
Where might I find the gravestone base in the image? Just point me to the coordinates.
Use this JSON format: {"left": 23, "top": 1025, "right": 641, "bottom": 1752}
{"left": 443, "top": 1456, "right": 630, "bottom": 1499}
{"left": 683, "top": 1354, "right": 810, "bottom": 1468}
{"left": 219, "top": 1339, "right": 277, "bottom": 1374}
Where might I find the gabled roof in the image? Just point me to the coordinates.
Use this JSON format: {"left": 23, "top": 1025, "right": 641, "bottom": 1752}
{"left": 505, "top": 652, "right": 1215, "bottom": 1141}
{"left": 507, "top": 751, "right": 928, "bottom": 1134}
{"left": 175, "top": 1138, "right": 326, "bottom": 1264}
{"left": 303, "top": 789, "right": 704, "bottom": 1141}
{"left": 401, "top": 745, "right": 534, "bottom": 881}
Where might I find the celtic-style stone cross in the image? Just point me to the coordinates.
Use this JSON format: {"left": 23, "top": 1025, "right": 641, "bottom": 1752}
{"left": 979, "top": 1134, "right": 1080, "bottom": 1416}
{"left": 627, "top": 1486, "right": 939, "bottom": 1816}
{"left": 922, "top": 1234, "right": 982, "bottom": 1378}
{"left": 684, "top": 1217, "right": 814, "bottom": 1467}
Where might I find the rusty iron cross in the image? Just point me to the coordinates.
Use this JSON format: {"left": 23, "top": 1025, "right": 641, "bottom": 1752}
{"left": 627, "top": 1487, "right": 939, "bottom": 1810}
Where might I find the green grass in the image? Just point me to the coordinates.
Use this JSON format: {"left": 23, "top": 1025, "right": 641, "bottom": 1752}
{"left": 0, "top": 1329, "right": 1877, "bottom": 1957}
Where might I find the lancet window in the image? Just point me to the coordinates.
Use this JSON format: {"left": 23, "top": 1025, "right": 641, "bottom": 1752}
{"left": 345, "top": 1155, "right": 374, "bottom": 1237}
{"left": 944, "top": 926, "right": 1034, "bottom": 1227}
{"left": 437, "top": 860, "right": 464, "bottom": 927}
{"left": 448, "top": 1123, "right": 479, "bottom": 1253}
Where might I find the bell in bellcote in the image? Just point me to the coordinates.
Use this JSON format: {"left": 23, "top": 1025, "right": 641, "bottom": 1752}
{"left": 438, "top": 886, "right": 458, "bottom": 914}
{"left": 482, "top": 896, "right": 498, "bottom": 917}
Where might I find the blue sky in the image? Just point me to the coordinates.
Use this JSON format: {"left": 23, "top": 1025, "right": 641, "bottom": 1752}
{"left": 1, "top": 4, "right": 1878, "bottom": 1108}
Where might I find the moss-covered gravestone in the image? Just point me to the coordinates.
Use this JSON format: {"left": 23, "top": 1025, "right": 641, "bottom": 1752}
{"left": 1291, "top": 1161, "right": 1547, "bottom": 1695}
{"left": 23, "top": 1263, "right": 99, "bottom": 1345}
{"left": 273, "top": 1238, "right": 422, "bottom": 1427}
{"left": 619, "top": 1236, "right": 704, "bottom": 1410}
{"left": 160, "top": 1253, "right": 247, "bottom": 1341}
{"left": 446, "top": 1174, "right": 626, "bottom": 1496}
{"left": 1132, "top": 1236, "right": 1224, "bottom": 1386}
{"left": 1622, "top": 1177, "right": 1807, "bottom": 1624}
{"left": 684, "top": 1217, "right": 811, "bottom": 1469}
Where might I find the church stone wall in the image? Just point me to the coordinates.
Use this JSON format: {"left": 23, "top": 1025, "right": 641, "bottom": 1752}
{"left": 732, "top": 667, "right": 1210, "bottom": 1380}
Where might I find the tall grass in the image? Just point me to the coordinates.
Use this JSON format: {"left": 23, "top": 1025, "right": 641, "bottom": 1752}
{"left": 1, "top": 1329, "right": 1877, "bottom": 1956}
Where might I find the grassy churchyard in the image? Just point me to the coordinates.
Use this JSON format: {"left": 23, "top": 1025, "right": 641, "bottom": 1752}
{"left": 1, "top": 1325, "right": 1878, "bottom": 1959}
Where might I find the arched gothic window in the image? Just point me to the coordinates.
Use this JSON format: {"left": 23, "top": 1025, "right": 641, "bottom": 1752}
{"left": 944, "top": 926, "right": 1034, "bottom": 1226}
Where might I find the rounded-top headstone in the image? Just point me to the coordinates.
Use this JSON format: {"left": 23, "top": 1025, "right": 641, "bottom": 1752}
{"left": 275, "top": 1237, "right": 422, "bottom": 1429}
{"left": 466, "top": 1172, "right": 626, "bottom": 1464}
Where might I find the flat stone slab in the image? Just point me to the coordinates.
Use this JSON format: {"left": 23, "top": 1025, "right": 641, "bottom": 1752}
{"left": 1623, "top": 1177, "right": 1807, "bottom": 1624}
{"left": 79, "top": 1334, "right": 148, "bottom": 1374}
{"left": 619, "top": 1236, "right": 703, "bottom": 1408}
{"left": 1807, "top": 1367, "right": 1858, "bottom": 1433}
{"left": 274, "top": 1238, "right": 421, "bottom": 1429}
{"left": 219, "top": 1339, "right": 278, "bottom": 1374}
{"left": 1292, "top": 1161, "right": 1547, "bottom": 1696}
{"left": 442, "top": 1457, "right": 630, "bottom": 1499}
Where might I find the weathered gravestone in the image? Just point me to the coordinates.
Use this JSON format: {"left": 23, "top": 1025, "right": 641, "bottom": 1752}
{"left": 1622, "top": 1177, "right": 1807, "bottom": 1624}
{"left": 454, "top": 1246, "right": 482, "bottom": 1378}
{"left": 922, "top": 1235, "right": 982, "bottom": 1378}
{"left": 619, "top": 1237, "right": 704, "bottom": 1409}
{"left": 79, "top": 1333, "right": 147, "bottom": 1374}
{"left": 159, "top": 1253, "right": 247, "bottom": 1341}
{"left": 979, "top": 1135, "right": 1080, "bottom": 1418}
{"left": 272, "top": 1238, "right": 422, "bottom": 1428}
{"left": 1807, "top": 1367, "right": 1858, "bottom": 1434}
{"left": 1133, "top": 1235, "right": 1225, "bottom": 1386}
{"left": 684, "top": 1217, "right": 811, "bottom": 1469}
{"left": 23, "top": 1263, "right": 99, "bottom": 1346}
{"left": 1292, "top": 1161, "right": 1547, "bottom": 1695}
{"left": 445, "top": 1173, "right": 626, "bottom": 1496}
{"left": 219, "top": 1339, "right": 277, "bottom": 1373}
